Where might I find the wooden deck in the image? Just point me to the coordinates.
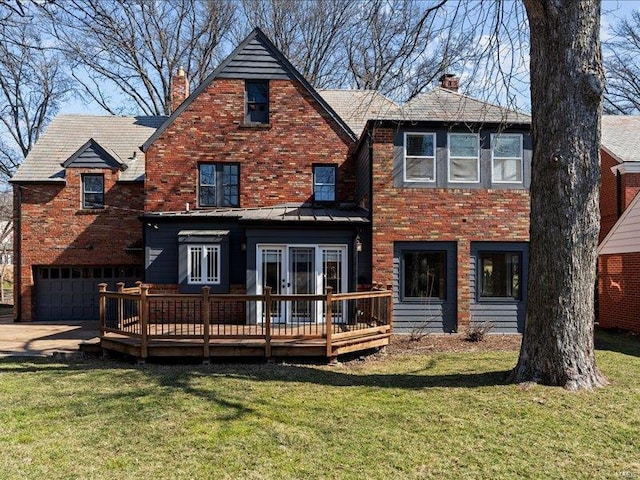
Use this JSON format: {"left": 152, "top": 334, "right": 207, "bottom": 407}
{"left": 99, "top": 284, "right": 393, "bottom": 362}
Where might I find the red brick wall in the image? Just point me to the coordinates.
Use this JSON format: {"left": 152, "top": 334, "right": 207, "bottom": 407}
{"left": 599, "top": 253, "right": 640, "bottom": 332}
{"left": 622, "top": 171, "right": 640, "bottom": 211}
{"left": 145, "top": 78, "right": 355, "bottom": 212}
{"left": 599, "top": 150, "right": 620, "bottom": 242}
{"left": 370, "top": 127, "right": 530, "bottom": 331}
{"left": 15, "top": 168, "right": 144, "bottom": 321}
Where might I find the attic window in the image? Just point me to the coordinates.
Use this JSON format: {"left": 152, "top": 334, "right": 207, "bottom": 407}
{"left": 245, "top": 80, "right": 269, "bottom": 124}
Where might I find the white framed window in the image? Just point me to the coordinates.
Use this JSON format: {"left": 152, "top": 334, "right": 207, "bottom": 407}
{"left": 491, "top": 133, "right": 523, "bottom": 183}
{"left": 82, "top": 174, "right": 104, "bottom": 209}
{"left": 448, "top": 133, "right": 479, "bottom": 183}
{"left": 404, "top": 132, "right": 436, "bottom": 182}
{"left": 187, "top": 245, "right": 220, "bottom": 284}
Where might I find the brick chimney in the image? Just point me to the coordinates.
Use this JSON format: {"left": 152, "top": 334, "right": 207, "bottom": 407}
{"left": 170, "top": 67, "right": 190, "bottom": 113}
{"left": 439, "top": 73, "right": 459, "bottom": 92}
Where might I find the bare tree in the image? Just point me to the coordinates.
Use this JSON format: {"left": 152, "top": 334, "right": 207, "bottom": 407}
{"left": 603, "top": 11, "right": 640, "bottom": 114}
{"left": 42, "top": 0, "right": 235, "bottom": 116}
{"left": 509, "top": 0, "right": 607, "bottom": 390}
{"left": 0, "top": 3, "right": 70, "bottom": 181}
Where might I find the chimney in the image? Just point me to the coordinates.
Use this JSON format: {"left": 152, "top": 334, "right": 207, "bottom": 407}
{"left": 170, "top": 67, "right": 190, "bottom": 113}
{"left": 439, "top": 73, "right": 459, "bottom": 92}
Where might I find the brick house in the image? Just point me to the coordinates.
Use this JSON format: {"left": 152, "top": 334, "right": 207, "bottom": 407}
{"left": 12, "top": 28, "right": 532, "bottom": 332}
{"left": 598, "top": 115, "right": 640, "bottom": 332}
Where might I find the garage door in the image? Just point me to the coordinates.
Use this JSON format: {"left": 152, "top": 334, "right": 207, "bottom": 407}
{"left": 35, "top": 266, "right": 143, "bottom": 321}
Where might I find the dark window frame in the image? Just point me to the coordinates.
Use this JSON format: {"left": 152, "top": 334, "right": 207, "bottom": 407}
{"left": 401, "top": 250, "right": 447, "bottom": 301}
{"left": 313, "top": 164, "right": 337, "bottom": 204}
{"left": 245, "top": 80, "right": 269, "bottom": 124}
{"left": 81, "top": 173, "right": 105, "bottom": 209}
{"left": 198, "top": 163, "right": 240, "bottom": 208}
{"left": 478, "top": 251, "right": 522, "bottom": 301}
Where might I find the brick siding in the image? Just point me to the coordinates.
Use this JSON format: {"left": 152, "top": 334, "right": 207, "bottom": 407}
{"left": 15, "top": 168, "right": 143, "bottom": 321}
{"left": 369, "top": 127, "right": 530, "bottom": 331}
{"left": 145, "top": 78, "right": 355, "bottom": 212}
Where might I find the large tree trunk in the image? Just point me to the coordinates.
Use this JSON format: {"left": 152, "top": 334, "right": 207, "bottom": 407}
{"left": 509, "top": 0, "right": 607, "bottom": 390}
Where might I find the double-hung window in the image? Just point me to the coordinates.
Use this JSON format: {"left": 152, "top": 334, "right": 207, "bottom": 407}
{"left": 479, "top": 251, "right": 521, "bottom": 299}
{"left": 402, "top": 251, "right": 447, "bottom": 300}
{"left": 187, "top": 245, "right": 220, "bottom": 284}
{"left": 313, "top": 165, "right": 337, "bottom": 203}
{"left": 404, "top": 133, "right": 436, "bottom": 182}
{"left": 448, "top": 133, "right": 479, "bottom": 183}
{"left": 82, "top": 174, "right": 104, "bottom": 209}
{"left": 492, "top": 134, "right": 523, "bottom": 183}
{"left": 245, "top": 80, "right": 269, "bottom": 124}
{"left": 199, "top": 163, "right": 239, "bottom": 207}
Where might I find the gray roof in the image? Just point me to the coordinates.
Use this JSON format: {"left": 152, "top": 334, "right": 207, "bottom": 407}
{"left": 318, "top": 90, "right": 399, "bottom": 137}
{"left": 11, "top": 115, "right": 165, "bottom": 182}
{"left": 601, "top": 115, "right": 640, "bottom": 163}
{"left": 386, "top": 88, "right": 530, "bottom": 125}
{"left": 144, "top": 204, "right": 369, "bottom": 224}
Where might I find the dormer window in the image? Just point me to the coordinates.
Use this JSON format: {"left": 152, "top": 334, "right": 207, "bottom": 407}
{"left": 245, "top": 80, "right": 269, "bottom": 124}
{"left": 82, "top": 174, "right": 104, "bottom": 209}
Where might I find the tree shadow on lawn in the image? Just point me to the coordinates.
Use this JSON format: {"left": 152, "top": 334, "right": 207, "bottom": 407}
{"left": 595, "top": 328, "right": 640, "bottom": 358}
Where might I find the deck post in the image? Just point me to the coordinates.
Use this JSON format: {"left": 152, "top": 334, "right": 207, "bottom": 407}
{"left": 264, "top": 286, "right": 272, "bottom": 358}
{"left": 140, "top": 284, "right": 150, "bottom": 361}
{"left": 386, "top": 287, "right": 393, "bottom": 329}
{"left": 202, "top": 286, "right": 210, "bottom": 360}
{"left": 325, "top": 287, "right": 333, "bottom": 358}
{"left": 116, "top": 282, "right": 125, "bottom": 328}
{"left": 98, "top": 283, "right": 107, "bottom": 338}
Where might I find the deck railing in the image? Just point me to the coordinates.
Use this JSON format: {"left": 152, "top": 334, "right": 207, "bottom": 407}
{"left": 99, "top": 282, "right": 393, "bottom": 359}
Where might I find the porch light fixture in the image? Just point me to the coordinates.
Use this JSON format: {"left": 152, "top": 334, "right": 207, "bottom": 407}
{"left": 355, "top": 235, "right": 362, "bottom": 252}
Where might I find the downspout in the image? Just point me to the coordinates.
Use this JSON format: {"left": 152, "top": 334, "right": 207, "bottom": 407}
{"left": 14, "top": 185, "right": 21, "bottom": 322}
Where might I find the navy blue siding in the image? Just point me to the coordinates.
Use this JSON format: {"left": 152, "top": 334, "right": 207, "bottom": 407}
{"left": 218, "top": 38, "right": 292, "bottom": 80}
{"left": 470, "top": 242, "right": 529, "bottom": 333}
{"left": 65, "top": 143, "right": 121, "bottom": 169}
{"left": 393, "top": 242, "right": 457, "bottom": 333}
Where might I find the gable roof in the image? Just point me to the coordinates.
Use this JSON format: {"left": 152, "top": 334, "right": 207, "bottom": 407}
{"left": 599, "top": 189, "right": 640, "bottom": 255}
{"left": 370, "top": 87, "right": 530, "bottom": 125}
{"left": 318, "top": 90, "right": 399, "bottom": 137}
{"left": 61, "top": 138, "right": 126, "bottom": 170}
{"left": 11, "top": 115, "right": 165, "bottom": 183}
{"left": 143, "top": 27, "right": 357, "bottom": 150}
{"left": 601, "top": 115, "right": 640, "bottom": 164}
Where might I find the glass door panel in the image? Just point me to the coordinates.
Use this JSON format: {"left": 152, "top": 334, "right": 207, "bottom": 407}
{"left": 322, "top": 248, "right": 345, "bottom": 322}
{"left": 290, "top": 247, "right": 315, "bottom": 322}
{"left": 260, "top": 247, "right": 285, "bottom": 323}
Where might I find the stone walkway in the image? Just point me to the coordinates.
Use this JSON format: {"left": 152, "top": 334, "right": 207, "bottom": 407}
{"left": 0, "top": 316, "right": 100, "bottom": 357}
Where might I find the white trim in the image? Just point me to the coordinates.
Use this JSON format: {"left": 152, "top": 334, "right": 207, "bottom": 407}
{"left": 490, "top": 133, "right": 524, "bottom": 184}
{"left": 187, "top": 244, "right": 221, "bottom": 284}
{"left": 403, "top": 132, "right": 436, "bottom": 183}
{"left": 447, "top": 132, "right": 480, "bottom": 183}
{"left": 610, "top": 162, "right": 640, "bottom": 175}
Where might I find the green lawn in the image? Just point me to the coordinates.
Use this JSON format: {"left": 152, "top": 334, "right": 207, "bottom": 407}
{"left": 0, "top": 332, "right": 639, "bottom": 479}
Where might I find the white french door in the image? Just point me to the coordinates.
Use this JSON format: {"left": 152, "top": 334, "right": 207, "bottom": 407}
{"left": 257, "top": 244, "right": 347, "bottom": 324}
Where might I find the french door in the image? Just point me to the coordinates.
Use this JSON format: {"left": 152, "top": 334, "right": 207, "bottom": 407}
{"left": 257, "top": 244, "right": 347, "bottom": 324}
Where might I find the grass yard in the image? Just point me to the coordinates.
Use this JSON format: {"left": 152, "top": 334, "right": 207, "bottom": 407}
{"left": 0, "top": 331, "right": 638, "bottom": 479}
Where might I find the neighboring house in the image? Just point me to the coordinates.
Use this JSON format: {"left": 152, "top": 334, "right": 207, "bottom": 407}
{"left": 598, "top": 115, "right": 640, "bottom": 333}
{"left": 12, "top": 28, "right": 532, "bottom": 333}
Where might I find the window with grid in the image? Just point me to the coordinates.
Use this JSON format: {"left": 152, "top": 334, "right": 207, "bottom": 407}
{"left": 187, "top": 245, "right": 220, "bottom": 284}
{"left": 199, "top": 163, "right": 239, "bottom": 207}
{"left": 313, "top": 165, "right": 336, "bottom": 202}
{"left": 245, "top": 80, "right": 269, "bottom": 124}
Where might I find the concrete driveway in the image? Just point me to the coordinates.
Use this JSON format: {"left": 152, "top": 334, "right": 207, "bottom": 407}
{"left": 0, "top": 316, "right": 100, "bottom": 357}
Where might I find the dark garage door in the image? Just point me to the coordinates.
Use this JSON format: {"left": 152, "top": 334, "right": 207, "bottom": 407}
{"left": 35, "top": 266, "right": 143, "bottom": 321}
